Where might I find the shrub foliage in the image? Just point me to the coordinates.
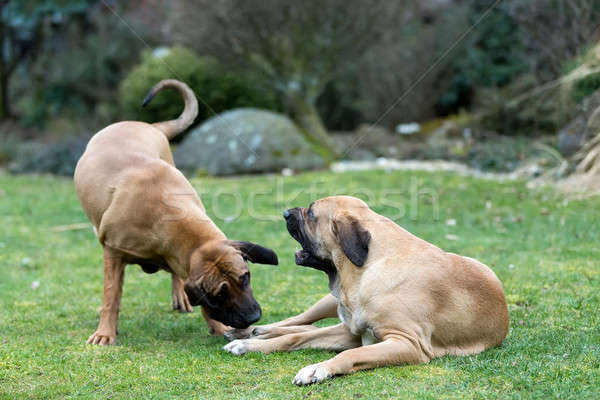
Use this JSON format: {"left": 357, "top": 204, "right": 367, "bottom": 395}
{"left": 119, "top": 47, "right": 279, "bottom": 128}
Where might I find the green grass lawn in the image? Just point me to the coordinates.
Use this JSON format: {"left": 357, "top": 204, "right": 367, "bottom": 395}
{"left": 1, "top": 170, "right": 599, "bottom": 399}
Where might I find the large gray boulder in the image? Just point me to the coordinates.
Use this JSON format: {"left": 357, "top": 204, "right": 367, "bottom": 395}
{"left": 9, "top": 136, "right": 89, "bottom": 176}
{"left": 174, "top": 108, "right": 326, "bottom": 175}
{"left": 558, "top": 115, "right": 586, "bottom": 157}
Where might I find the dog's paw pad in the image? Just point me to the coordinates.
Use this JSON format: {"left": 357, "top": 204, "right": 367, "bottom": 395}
{"left": 223, "top": 339, "right": 249, "bottom": 355}
{"left": 292, "top": 363, "right": 332, "bottom": 386}
{"left": 86, "top": 331, "right": 116, "bottom": 346}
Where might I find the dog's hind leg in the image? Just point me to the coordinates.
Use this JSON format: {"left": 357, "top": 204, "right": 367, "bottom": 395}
{"left": 225, "top": 294, "right": 338, "bottom": 341}
{"left": 171, "top": 274, "right": 193, "bottom": 313}
{"left": 87, "top": 247, "right": 125, "bottom": 345}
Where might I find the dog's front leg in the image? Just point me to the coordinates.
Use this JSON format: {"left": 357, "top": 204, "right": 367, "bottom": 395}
{"left": 263, "top": 293, "right": 339, "bottom": 327}
{"left": 293, "top": 335, "right": 431, "bottom": 385}
{"left": 244, "top": 324, "right": 321, "bottom": 339}
{"left": 171, "top": 274, "right": 193, "bottom": 313}
{"left": 225, "top": 294, "right": 339, "bottom": 340}
{"left": 224, "top": 323, "right": 360, "bottom": 355}
{"left": 201, "top": 307, "right": 232, "bottom": 336}
{"left": 87, "top": 248, "right": 125, "bottom": 345}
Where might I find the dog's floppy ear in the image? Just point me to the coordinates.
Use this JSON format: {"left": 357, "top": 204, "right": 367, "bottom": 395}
{"left": 228, "top": 241, "right": 279, "bottom": 265}
{"left": 184, "top": 276, "right": 204, "bottom": 307}
{"left": 332, "top": 211, "right": 371, "bottom": 267}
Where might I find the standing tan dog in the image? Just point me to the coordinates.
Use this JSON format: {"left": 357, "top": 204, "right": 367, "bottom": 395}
{"left": 74, "top": 79, "right": 278, "bottom": 345}
{"left": 224, "top": 196, "right": 509, "bottom": 385}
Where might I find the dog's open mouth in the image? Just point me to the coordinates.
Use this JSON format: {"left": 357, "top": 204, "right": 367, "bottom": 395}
{"left": 294, "top": 245, "right": 337, "bottom": 292}
{"left": 294, "top": 246, "right": 334, "bottom": 271}
{"left": 286, "top": 208, "right": 335, "bottom": 273}
{"left": 295, "top": 248, "right": 312, "bottom": 265}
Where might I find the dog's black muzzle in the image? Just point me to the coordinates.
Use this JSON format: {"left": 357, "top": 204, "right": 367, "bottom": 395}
{"left": 283, "top": 207, "right": 305, "bottom": 245}
{"left": 203, "top": 300, "right": 262, "bottom": 329}
{"left": 185, "top": 287, "right": 262, "bottom": 329}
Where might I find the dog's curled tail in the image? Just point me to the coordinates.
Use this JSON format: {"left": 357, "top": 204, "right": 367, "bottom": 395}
{"left": 142, "top": 79, "right": 199, "bottom": 140}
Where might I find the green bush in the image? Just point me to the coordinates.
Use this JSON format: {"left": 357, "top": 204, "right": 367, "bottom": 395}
{"left": 436, "top": 1, "right": 526, "bottom": 115}
{"left": 572, "top": 72, "right": 600, "bottom": 103}
{"left": 13, "top": 6, "right": 145, "bottom": 130}
{"left": 0, "top": 132, "right": 19, "bottom": 165}
{"left": 316, "top": 81, "right": 364, "bottom": 131}
{"left": 119, "top": 47, "right": 279, "bottom": 130}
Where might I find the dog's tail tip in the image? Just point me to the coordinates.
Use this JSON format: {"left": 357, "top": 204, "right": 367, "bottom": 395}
{"left": 141, "top": 91, "right": 154, "bottom": 108}
{"left": 142, "top": 79, "right": 198, "bottom": 140}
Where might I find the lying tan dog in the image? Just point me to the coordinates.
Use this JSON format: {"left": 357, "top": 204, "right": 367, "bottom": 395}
{"left": 74, "top": 79, "right": 278, "bottom": 345}
{"left": 224, "top": 196, "right": 509, "bottom": 385}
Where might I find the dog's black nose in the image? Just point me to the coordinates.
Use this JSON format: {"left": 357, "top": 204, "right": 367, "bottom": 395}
{"left": 283, "top": 209, "right": 290, "bottom": 219}
{"left": 247, "top": 308, "right": 262, "bottom": 325}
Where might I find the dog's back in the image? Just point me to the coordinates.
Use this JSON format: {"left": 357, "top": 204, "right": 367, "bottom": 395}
{"left": 74, "top": 122, "right": 172, "bottom": 227}
{"left": 74, "top": 80, "right": 198, "bottom": 229}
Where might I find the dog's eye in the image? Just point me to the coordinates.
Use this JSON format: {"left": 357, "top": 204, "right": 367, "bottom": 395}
{"left": 216, "top": 284, "right": 228, "bottom": 301}
{"left": 308, "top": 209, "right": 315, "bottom": 219}
{"left": 240, "top": 272, "right": 250, "bottom": 287}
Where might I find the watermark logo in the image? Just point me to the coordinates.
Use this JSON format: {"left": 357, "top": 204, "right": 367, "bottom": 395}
{"left": 160, "top": 176, "right": 439, "bottom": 223}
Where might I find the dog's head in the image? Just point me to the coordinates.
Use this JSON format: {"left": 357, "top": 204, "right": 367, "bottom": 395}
{"left": 184, "top": 240, "right": 278, "bottom": 328}
{"left": 285, "top": 196, "right": 371, "bottom": 273}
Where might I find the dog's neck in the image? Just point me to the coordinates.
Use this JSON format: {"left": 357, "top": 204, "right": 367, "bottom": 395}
{"left": 330, "top": 249, "right": 364, "bottom": 297}
{"left": 161, "top": 211, "right": 227, "bottom": 279}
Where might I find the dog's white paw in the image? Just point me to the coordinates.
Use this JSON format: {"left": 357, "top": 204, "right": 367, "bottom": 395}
{"left": 223, "top": 339, "right": 250, "bottom": 355}
{"left": 292, "top": 363, "right": 332, "bottom": 386}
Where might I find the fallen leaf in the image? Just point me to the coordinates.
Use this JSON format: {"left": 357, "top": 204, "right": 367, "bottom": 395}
{"left": 50, "top": 222, "right": 91, "bottom": 232}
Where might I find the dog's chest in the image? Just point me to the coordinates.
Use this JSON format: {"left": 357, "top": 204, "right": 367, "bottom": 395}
{"left": 337, "top": 301, "right": 378, "bottom": 345}
{"left": 332, "top": 279, "right": 378, "bottom": 345}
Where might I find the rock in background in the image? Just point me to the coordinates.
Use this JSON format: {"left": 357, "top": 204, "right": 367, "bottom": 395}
{"left": 174, "top": 108, "right": 326, "bottom": 175}
{"left": 9, "top": 136, "right": 89, "bottom": 176}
